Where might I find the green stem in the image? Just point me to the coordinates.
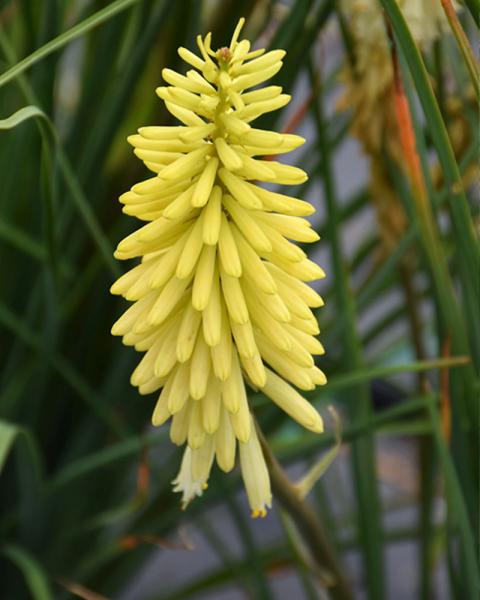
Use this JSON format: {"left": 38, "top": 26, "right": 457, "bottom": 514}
{"left": 440, "top": 0, "right": 480, "bottom": 100}
{"left": 257, "top": 428, "right": 353, "bottom": 600}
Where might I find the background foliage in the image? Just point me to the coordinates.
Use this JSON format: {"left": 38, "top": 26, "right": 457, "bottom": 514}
{"left": 0, "top": 0, "right": 478, "bottom": 598}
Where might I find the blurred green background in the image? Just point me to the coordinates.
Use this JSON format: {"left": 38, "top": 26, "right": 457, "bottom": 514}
{"left": 0, "top": 1, "right": 478, "bottom": 598}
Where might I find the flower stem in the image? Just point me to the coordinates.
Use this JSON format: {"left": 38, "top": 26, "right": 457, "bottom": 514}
{"left": 257, "top": 426, "right": 353, "bottom": 600}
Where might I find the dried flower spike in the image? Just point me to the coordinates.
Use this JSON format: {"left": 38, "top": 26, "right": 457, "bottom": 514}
{"left": 111, "top": 18, "right": 326, "bottom": 517}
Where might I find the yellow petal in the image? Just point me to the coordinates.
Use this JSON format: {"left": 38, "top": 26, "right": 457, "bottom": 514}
{"left": 188, "top": 401, "right": 205, "bottom": 448}
{"left": 152, "top": 388, "right": 172, "bottom": 427}
{"left": 191, "top": 436, "right": 215, "bottom": 482}
{"left": 176, "top": 302, "right": 202, "bottom": 363}
{"left": 192, "top": 244, "right": 216, "bottom": 310}
{"left": 239, "top": 416, "right": 272, "bottom": 515}
{"left": 202, "top": 376, "right": 221, "bottom": 434}
{"left": 255, "top": 332, "right": 314, "bottom": 390}
{"left": 162, "top": 67, "right": 213, "bottom": 94}
{"left": 202, "top": 185, "right": 222, "bottom": 245}
{"left": 190, "top": 333, "right": 211, "bottom": 399}
{"left": 163, "top": 184, "right": 196, "bottom": 220}
{"left": 178, "top": 46, "right": 205, "bottom": 70}
{"left": 148, "top": 275, "right": 192, "bottom": 326}
{"left": 149, "top": 229, "right": 191, "bottom": 289}
{"left": 210, "top": 300, "right": 233, "bottom": 381}
{"left": 221, "top": 348, "right": 247, "bottom": 415}
{"left": 111, "top": 292, "right": 157, "bottom": 337}
{"left": 202, "top": 265, "right": 221, "bottom": 346}
{"left": 192, "top": 157, "right": 219, "bottom": 207}
{"left": 165, "top": 363, "right": 189, "bottom": 414}
{"left": 243, "top": 279, "right": 291, "bottom": 323}
{"left": 220, "top": 113, "right": 251, "bottom": 136}
{"left": 214, "top": 138, "right": 243, "bottom": 170}
{"left": 257, "top": 212, "right": 319, "bottom": 242}
{"left": 222, "top": 195, "right": 271, "bottom": 253}
{"left": 245, "top": 295, "right": 291, "bottom": 351}
{"left": 266, "top": 262, "right": 324, "bottom": 306}
{"left": 153, "top": 320, "right": 182, "bottom": 378}
{"left": 171, "top": 401, "right": 191, "bottom": 445}
{"left": 159, "top": 145, "right": 212, "bottom": 181}
{"left": 230, "top": 225, "right": 277, "bottom": 294}
{"left": 231, "top": 62, "right": 283, "bottom": 92}
{"left": 239, "top": 351, "right": 266, "bottom": 388}
{"left": 176, "top": 214, "right": 205, "bottom": 279}
{"left": 219, "top": 263, "right": 249, "bottom": 324}
{"left": 286, "top": 324, "right": 324, "bottom": 355}
{"left": 236, "top": 50, "right": 285, "bottom": 75}
{"left": 218, "top": 168, "right": 262, "bottom": 209}
{"left": 215, "top": 407, "right": 236, "bottom": 472}
{"left": 235, "top": 94, "right": 290, "bottom": 122}
{"left": 229, "top": 376, "right": 252, "bottom": 442}
{"left": 230, "top": 318, "right": 258, "bottom": 358}
{"left": 241, "top": 85, "right": 282, "bottom": 104}
{"left": 164, "top": 100, "right": 206, "bottom": 127}
{"left": 263, "top": 368, "right": 323, "bottom": 433}
{"left": 218, "top": 214, "right": 242, "bottom": 277}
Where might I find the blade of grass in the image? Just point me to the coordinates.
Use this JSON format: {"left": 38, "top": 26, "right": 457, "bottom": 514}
{"left": 384, "top": 30, "right": 479, "bottom": 553}
{"left": 220, "top": 480, "right": 275, "bottom": 600}
{"left": 1, "top": 545, "right": 53, "bottom": 600}
{"left": 251, "top": 357, "right": 468, "bottom": 412}
{"left": 462, "top": 0, "right": 480, "bottom": 25}
{"left": 278, "top": 509, "right": 323, "bottom": 599}
{"left": 379, "top": 0, "right": 480, "bottom": 315}
{"left": 309, "top": 58, "right": 385, "bottom": 599}
{"left": 0, "top": 105, "right": 59, "bottom": 289}
{"left": 47, "top": 428, "right": 165, "bottom": 491}
{"left": 273, "top": 395, "right": 436, "bottom": 460}
{"left": 196, "top": 515, "right": 255, "bottom": 599}
{"left": 0, "top": 30, "right": 120, "bottom": 278}
{"left": 0, "top": 301, "right": 126, "bottom": 436}
{"left": 76, "top": 0, "right": 171, "bottom": 184}
{"left": 0, "top": 420, "right": 42, "bottom": 476}
{"left": 0, "top": 0, "right": 142, "bottom": 89}
{"left": 316, "top": 356, "right": 469, "bottom": 394}
{"left": 399, "top": 52, "right": 480, "bottom": 369}
{"left": 440, "top": 0, "right": 480, "bottom": 99}
{"left": 0, "top": 217, "right": 72, "bottom": 278}
{"left": 426, "top": 396, "right": 480, "bottom": 596}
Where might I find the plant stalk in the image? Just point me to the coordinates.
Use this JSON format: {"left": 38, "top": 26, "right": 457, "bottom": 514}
{"left": 257, "top": 427, "right": 353, "bottom": 600}
{"left": 440, "top": 0, "right": 480, "bottom": 100}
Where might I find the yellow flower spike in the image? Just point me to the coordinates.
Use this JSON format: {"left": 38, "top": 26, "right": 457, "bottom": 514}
{"left": 112, "top": 18, "right": 326, "bottom": 518}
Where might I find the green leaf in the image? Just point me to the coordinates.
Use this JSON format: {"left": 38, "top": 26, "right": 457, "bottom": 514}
{"left": 426, "top": 397, "right": 480, "bottom": 595}
{"left": 0, "top": 31, "right": 120, "bottom": 277}
{"left": 379, "top": 0, "right": 480, "bottom": 313}
{"left": 295, "top": 406, "right": 342, "bottom": 499}
{"left": 0, "top": 0, "right": 141, "bottom": 89}
{"left": 0, "top": 301, "right": 126, "bottom": 436}
{"left": 0, "top": 420, "right": 42, "bottom": 477}
{"left": 0, "top": 105, "right": 49, "bottom": 130}
{"left": 1, "top": 545, "right": 53, "bottom": 600}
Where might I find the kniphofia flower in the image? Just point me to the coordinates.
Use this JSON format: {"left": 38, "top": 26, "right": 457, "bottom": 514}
{"left": 111, "top": 18, "right": 326, "bottom": 517}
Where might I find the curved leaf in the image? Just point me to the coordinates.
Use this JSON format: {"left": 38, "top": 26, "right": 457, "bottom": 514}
{"left": 0, "top": 0, "right": 141, "bottom": 89}
{"left": 2, "top": 545, "right": 53, "bottom": 600}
